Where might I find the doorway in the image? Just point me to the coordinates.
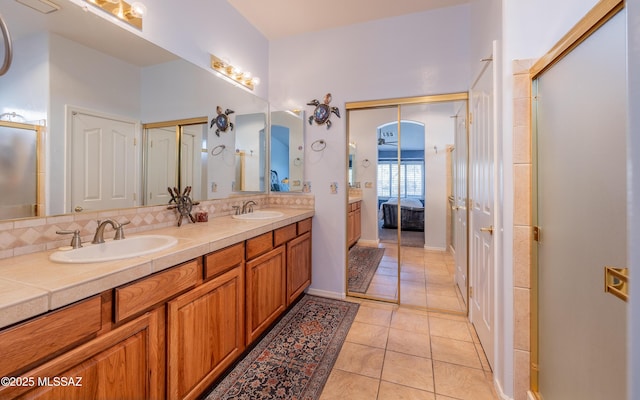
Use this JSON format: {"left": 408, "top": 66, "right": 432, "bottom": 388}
{"left": 345, "top": 93, "right": 469, "bottom": 313}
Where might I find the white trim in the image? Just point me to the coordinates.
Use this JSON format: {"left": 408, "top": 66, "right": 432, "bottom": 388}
{"left": 356, "top": 239, "right": 379, "bottom": 247}
{"left": 306, "top": 288, "right": 345, "bottom": 300}
{"left": 424, "top": 245, "right": 446, "bottom": 251}
{"left": 494, "top": 377, "right": 515, "bottom": 400}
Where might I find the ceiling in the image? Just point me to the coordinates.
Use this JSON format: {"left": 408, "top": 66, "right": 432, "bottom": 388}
{"left": 227, "top": 0, "right": 471, "bottom": 40}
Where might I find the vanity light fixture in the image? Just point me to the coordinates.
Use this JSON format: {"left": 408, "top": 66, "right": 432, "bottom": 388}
{"left": 210, "top": 54, "right": 260, "bottom": 91}
{"left": 84, "top": 0, "right": 145, "bottom": 30}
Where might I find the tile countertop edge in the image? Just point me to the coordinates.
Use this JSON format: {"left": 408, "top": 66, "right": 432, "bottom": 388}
{"left": 0, "top": 208, "right": 314, "bottom": 329}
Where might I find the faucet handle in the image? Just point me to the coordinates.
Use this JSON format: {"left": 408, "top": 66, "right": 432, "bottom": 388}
{"left": 232, "top": 206, "right": 241, "bottom": 215}
{"left": 56, "top": 229, "right": 82, "bottom": 249}
{"left": 114, "top": 220, "right": 130, "bottom": 240}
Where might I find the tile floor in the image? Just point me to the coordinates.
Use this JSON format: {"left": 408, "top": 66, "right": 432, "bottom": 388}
{"left": 364, "top": 243, "right": 467, "bottom": 313}
{"left": 331, "top": 244, "right": 497, "bottom": 399}
{"left": 320, "top": 301, "right": 499, "bottom": 400}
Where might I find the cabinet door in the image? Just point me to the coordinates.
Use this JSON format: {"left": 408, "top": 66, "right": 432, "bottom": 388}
{"left": 354, "top": 206, "right": 361, "bottom": 242}
{"left": 7, "top": 311, "right": 162, "bottom": 400}
{"left": 246, "top": 246, "right": 286, "bottom": 344}
{"left": 347, "top": 209, "right": 355, "bottom": 247}
{"left": 167, "top": 265, "right": 245, "bottom": 400}
{"left": 287, "top": 231, "right": 312, "bottom": 305}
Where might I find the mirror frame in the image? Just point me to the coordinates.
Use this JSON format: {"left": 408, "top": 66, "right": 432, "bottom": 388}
{"left": 345, "top": 92, "right": 469, "bottom": 315}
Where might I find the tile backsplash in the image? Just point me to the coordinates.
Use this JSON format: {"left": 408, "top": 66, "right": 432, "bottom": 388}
{"left": 0, "top": 193, "right": 314, "bottom": 260}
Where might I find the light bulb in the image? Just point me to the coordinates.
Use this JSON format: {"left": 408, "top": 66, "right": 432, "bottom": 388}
{"left": 252, "top": 77, "right": 261, "bottom": 86}
{"left": 130, "top": 2, "right": 146, "bottom": 18}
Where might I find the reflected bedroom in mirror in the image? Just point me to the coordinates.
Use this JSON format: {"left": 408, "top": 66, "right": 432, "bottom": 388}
{"left": 0, "top": 0, "right": 269, "bottom": 221}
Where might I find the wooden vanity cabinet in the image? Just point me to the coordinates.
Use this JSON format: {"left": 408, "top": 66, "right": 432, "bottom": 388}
{"left": 347, "top": 201, "right": 361, "bottom": 248}
{"left": 0, "top": 215, "right": 312, "bottom": 400}
{"left": 167, "top": 263, "right": 245, "bottom": 400}
{"left": 2, "top": 308, "right": 163, "bottom": 400}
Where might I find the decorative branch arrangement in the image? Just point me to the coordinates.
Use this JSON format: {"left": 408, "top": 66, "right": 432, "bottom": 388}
{"left": 167, "top": 186, "right": 200, "bottom": 226}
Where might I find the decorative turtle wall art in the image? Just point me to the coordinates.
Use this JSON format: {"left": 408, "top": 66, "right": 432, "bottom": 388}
{"left": 210, "top": 106, "right": 235, "bottom": 136}
{"left": 307, "top": 93, "right": 340, "bottom": 129}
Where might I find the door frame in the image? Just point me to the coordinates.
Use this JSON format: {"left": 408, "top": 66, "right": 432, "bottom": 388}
{"left": 528, "top": 0, "right": 625, "bottom": 395}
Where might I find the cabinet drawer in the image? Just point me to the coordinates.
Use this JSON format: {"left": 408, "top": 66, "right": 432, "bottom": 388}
{"left": 274, "top": 224, "right": 297, "bottom": 247}
{"left": 205, "top": 242, "right": 244, "bottom": 279}
{"left": 115, "top": 259, "right": 200, "bottom": 322}
{"left": 0, "top": 296, "right": 102, "bottom": 377}
{"left": 246, "top": 232, "right": 273, "bottom": 260}
{"left": 297, "top": 218, "right": 312, "bottom": 234}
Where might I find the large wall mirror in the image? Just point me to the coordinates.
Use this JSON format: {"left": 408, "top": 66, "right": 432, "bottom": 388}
{"left": 270, "top": 111, "right": 305, "bottom": 192}
{"left": 0, "top": 0, "right": 268, "bottom": 219}
{"left": 346, "top": 93, "right": 469, "bottom": 314}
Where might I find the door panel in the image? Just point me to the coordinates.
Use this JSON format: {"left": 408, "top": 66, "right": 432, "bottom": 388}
{"left": 71, "top": 111, "right": 136, "bottom": 212}
{"left": 145, "top": 127, "right": 176, "bottom": 206}
{"left": 535, "top": 9, "right": 627, "bottom": 399}
{"left": 469, "top": 54, "right": 495, "bottom": 368}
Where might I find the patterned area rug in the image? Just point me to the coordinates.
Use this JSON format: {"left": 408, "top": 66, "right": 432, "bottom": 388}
{"left": 204, "top": 295, "right": 359, "bottom": 400}
{"left": 348, "top": 245, "right": 385, "bottom": 293}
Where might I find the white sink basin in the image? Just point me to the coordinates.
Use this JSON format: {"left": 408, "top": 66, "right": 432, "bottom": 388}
{"left": 232, "top": 210, "right": 284, "bottom": 220}
{"left": 49, "top": 235, "right": 178, "bottom": 264}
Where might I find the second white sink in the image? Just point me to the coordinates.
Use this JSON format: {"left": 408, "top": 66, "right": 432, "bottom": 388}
{"left": 50, "top": 235, "right": 178, "bottom": 264}
{"left": 232, "top": 210, "right": 284, "bottom": 220}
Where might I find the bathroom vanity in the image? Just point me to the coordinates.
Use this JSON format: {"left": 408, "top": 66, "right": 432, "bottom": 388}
{"left": 0, "top": 208, "right": 312, "bottom": 400}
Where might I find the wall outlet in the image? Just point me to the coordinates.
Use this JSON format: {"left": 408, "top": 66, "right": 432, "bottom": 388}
{"left": 330, "top": 182, "right": 338, "bottom": 194}
{"left": 211, "top": 182, "right": 218, "bottom": 192}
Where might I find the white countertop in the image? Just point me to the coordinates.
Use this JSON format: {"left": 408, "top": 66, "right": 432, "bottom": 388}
{"left": 0, "top": 208, "right": 314, "bottom": 329}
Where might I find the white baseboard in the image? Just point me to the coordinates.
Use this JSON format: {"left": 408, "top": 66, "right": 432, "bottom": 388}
{"left": 306, "top": 288, "right": 345, "bottom": 300}
{"left": 356, "top": 239, "right": 379, "bottom": 247}
{"left": 424, "top": 245, "right": 446, "bottom": 251}
{"left": 494, "top": 378, "right": 514, "bottom": 400}
{"left": 527, "top": 391, "right": 538, "bottom": 400}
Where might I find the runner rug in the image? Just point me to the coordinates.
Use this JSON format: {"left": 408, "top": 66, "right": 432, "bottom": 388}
{"left": 348, "top": 245, "right": 385, "bottom": 293}
{"left": 204, "top": 295, "right": 359, "bottom": 400}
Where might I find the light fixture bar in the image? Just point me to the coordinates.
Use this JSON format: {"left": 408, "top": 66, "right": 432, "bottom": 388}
{"left": 84, "top": 0, "right": 144, "bottom": 30}
{"left": 210, "top": 54, "right": 259, "bottom": 91}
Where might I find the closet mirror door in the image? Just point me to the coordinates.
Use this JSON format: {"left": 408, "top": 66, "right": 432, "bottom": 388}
{"left": 346, "top": 94, "right": 469, "bottom": 312}
{"left": 347, "top": 106, "right": 400, "bottom": 303}
{"left": 399, "top": 101, "right": 467, "bottom": 312}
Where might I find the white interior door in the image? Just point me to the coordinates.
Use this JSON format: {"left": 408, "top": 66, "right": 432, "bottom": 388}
{"left": 146, "top": 126, "right": 177, "bottom": 206}
{"left": 469, "top": 54, "right": 495, "bottom": 369}
{"left": 535, "top": 9, "right": 627, "bottom": 399}
{"left": 70, "top": 110, "right": 136, "bottom": 213}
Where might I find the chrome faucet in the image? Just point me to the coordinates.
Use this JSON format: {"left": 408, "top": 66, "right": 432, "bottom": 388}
{"left": 92, "top": 219, "right": 121, "bottom": 244}
{"left": 241, "top": 200, "right": 257, "bottom": 214}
